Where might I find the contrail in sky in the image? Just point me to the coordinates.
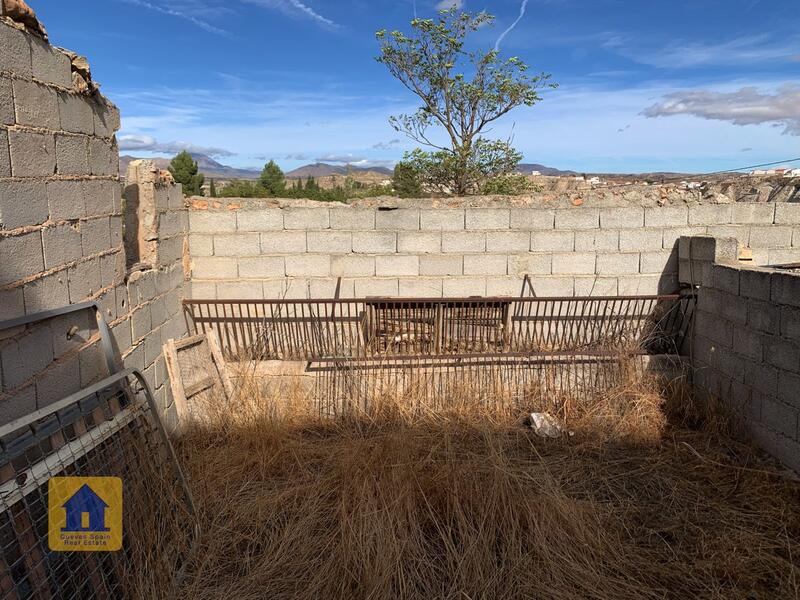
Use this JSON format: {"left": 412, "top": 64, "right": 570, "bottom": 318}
{"left": 494, "top": 0, "right": 529, "bottom": 51}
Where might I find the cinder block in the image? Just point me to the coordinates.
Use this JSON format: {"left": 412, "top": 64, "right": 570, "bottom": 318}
{"left": 662, "top": 227, "right": 707, "bottom": 250}
{"left": 88, "top": 137, "right": 118, "bottom": 176}
{"left": 531, "top": 230, "right": 573, "bottom": 252}
{"left": 575, "top": 230, "right": 618, "bottom": 252}
{"left": 733, "top": 328, "right": 763, "bottom": 361}
{"left": 618, "top": 274, "right": 674, "bottom": 295}
{"left": 486, "top": 231, "right": 529, "bottom": 252}
{"left": 13, "top": 80, "right": 58, "bottom": 129}
{"left": 689, "top": 204, "right": 732, "bottom": 225}
{"left": 283, "top": 208, "right": 329, "bottom": 230}
{"left": 92, "top": 99, "right": 120, "bottom": 137}
{"left": 67, "top": 258, "right": 102, "bottom": 301}
{"left": 192, "top": 257, "right": 237, "bottom": 279}
{"left": 188, "top": 234, "right": 213, "bottom": 256}
{"left": 706, "top": 225, "right": 750, "bottom": 247}
{"left": 81, "top": 217, "right": 111, "bottom": 256}
{"left": 397, "top": 232, "right": 441, "bottom": 253}
{"left": 554, "top": 209, "right": 599, "bottom": 230}
{"left": 761, "top": 397, "right": 798, "bottom": 439}
{"left": 0, "top": 180, "right": 47, "bottom": 229}
{"left": 42, "top": 223, "right": 81, "bottom": 268}
{"left": 0, "top": 231, "right": 44, "bottom": 285}
{"left": 260, "top": 231, "right": 307, "bottom": 253}
{"left": 551, "top": 252, "right": 596, "bottom": 275}
{"left": 22, "top": 272, "right": 69, "bottom": 312}
{"left": 528, "top": 276, "right": 575, "bottom": 297}
{"left": 508, "top": 254, "right": 551, "bottom": 275}
{"left": 744, "top": 361, "right": 778, "bottom": 396}
{"left": 768, "top": 248, "right": 800, "bottom": 266}
{"left": 600, "top": 207, "right": 644, "bottom": 229}
{"left": 764, "top": 339, "right": 800, "bottom": 372}
{"left": 0, "top": 287, "right": 24, "bottom": 321}
{"left": 644, "top": 206, "right": 688, "bottom": 227}
{"left": 309, "top": 278, "right": 355, "bottom": 299}
{"left": 189, "top": 281, "right": 216, "bottom": 299}
{"left": 285, "top": 255, "right": 330, "bottom": 277}
{"left": 485, "top": 278, "right": 525, "bottom": 296}
{"left": 781, "top": 306, "right": 800, "bottom": 339}
{"left": 465, "top": 209, "right": 509, "bottom": 230}
{"left": 167, "top": 184, "right": 183, "bottom": 209}
{"left": 215, "top": 281, "right": 264, "bottom": 300}
{"left": 353, "top": 231, "right": 395, "bottom": 253}
{"left": 157, "top": 211, "right": 183, "bottom": 237}
{"left": 0, "top": 22, "right": 32, "bottom": 78}
{"left": 237, "top": 210, "right": 283, "bottom": 231}
{"left": 1, "top": 326, "right": 53, "bottom": 390}
{"left": 749, "top": 226, "right": 793, "bottom": 248}
{"left": 419, "top": 255, "right": 462, "bottom": 276}
{"left": 747, "top": 298, "right": 780, "bottom": 334}
{"left": 57, "top": 92, "right": 95, "bottom": 135}
{"left": 0, "top": 127, "right": 9, "bottom": 177}
{"left": 30, "top": 38, "right": 72, "bottom": 87}
{"left": 776, "top": 204, "right": 800, "bottom": 225}
{"left": 128, "top": 270, "right": 156, "bottom": 307}
{"left": 732, "top": 203, "right": 775, "bottom": 224}
{"left": 574, "top": 277, "right": 618, "bottom": 296}
{"left": 237, "top": 256, "right": 286, "bottom": 278}
{"left": 307, "top": 231, "right": 352, "bottom": 253}
{"left": 130, "top": 305, "right": 151, "bottom": 344}
{"left": 463, "top": 254, "right": 507, "bottom": 276}
{"left": 399, "top": 278, "right": 442, "bottom": 297}
{"left": 619, "top": 229, "right": 663, "bottom": 251}
{"left": 8, "top": 129, "right": 55, "bottom": 177}
{"left": 189, "top": 211, "right": 236, "bottom": 232}
{"left": 0, "top": 77, "right": 12, "bottom": 125}
{"left": 442, "top": 231, "right": 485, "bottom": 253}
{"left": 420, "top": 209, "right": 464, "bottom": 231}
{"left": 772, "top": 272, "right": 800, "bottom": 308}
{"left": 443, "top": 278, "right": 486, "bottom": 297}
{"left": 54, "top": 134, "right": 89, "bottom": 175}
{"left": 712, "top": 263, "right": 740, "bottom": 295}
{"left": 331, "top": 255, "right": 375, "bottom": 277}
{"left": 214, "top": 233, "right": 260, "bottom": 256}
{"left": 778, "top": 371, "right": 800, "bottom": 407}
{"left": 354, "top": 278, "right": 399, "bottom": 297}
{"left": 330, "top": 208, "right": 375, "bottom": 230}
{"left": 596, "top": 253, "right": 639, "bottom": 275}
{"left": 83, "top": 180, "right": 116, "bottom": 217}
{"left": 375, "top": 255, "right": 418, "bottom": 276}
{"left": 640, "top": 251, "right": 677, "bottom": 274}
{"left": 509, "top": 209, "right": 555, "bottom": 229}
{"left": 376, "top": 209, "right": 419, "bottom": 230}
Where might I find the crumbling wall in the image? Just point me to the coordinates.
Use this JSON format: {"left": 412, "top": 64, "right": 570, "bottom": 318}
{"left": 680, "top": 232, "right": 800, "bottom": 471}
{"left": 0, "top": 18, "right": 188, "bottom": 428}
{"left": 187, "top": 201, "right": 800, "bottom": 299}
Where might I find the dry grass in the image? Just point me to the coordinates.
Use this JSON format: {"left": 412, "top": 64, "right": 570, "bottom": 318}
{"left": 175, "top": 364, "right": 800, "bottom": 600}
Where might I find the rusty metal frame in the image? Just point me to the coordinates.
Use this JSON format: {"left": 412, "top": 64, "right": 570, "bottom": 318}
{"left": 183, "top": 294, "right": 695, "bottom": 361}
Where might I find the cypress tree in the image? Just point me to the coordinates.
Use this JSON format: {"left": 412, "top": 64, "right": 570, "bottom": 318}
{"left": 168, "top": 151, "right": 204, "bottom": 196}
{"left": 209, "top": 178, "right": 217, "bottom": 197}
{"left": 260, "top": 160, "right": 286, "bottom": 196}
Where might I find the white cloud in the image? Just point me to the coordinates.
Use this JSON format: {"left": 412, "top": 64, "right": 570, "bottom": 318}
{"left": 610, "top": 34, "right": 799, "bottom": 69}
{"left": 117, "top": 0, "right": 228, "bottom": 35}
{"left": 242, "top": 0, "right": 340, "bottom": 28}
{"left": 372, "top": 139, "right": 401, "bottom": 150}
{"left": 315, "top": 153, "right": 367, "bottom": 163}
{"left": 118, "top": 134, "right": 235, "bottom": 157}
{"left": 642, "top": 85, "right": 800, "bottom": 135}
{"left": 436, "top": 0, "right": 463, "bottom": 10}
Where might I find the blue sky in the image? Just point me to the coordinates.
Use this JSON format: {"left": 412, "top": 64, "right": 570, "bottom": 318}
{"left": 33, "top": 0, "right": 800, "bottom": 173}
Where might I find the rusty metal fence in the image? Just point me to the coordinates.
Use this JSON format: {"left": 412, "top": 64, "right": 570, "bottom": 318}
{"left": 183, "top": 294, "right": 694, "bottom": 361}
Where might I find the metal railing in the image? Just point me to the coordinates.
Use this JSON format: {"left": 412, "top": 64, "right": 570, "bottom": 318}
{"left": 183, "top": 294, "right": 695, "bottom": 361}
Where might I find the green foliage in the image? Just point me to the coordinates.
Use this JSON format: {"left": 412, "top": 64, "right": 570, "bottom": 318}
{"left": 218, "top": 177, "right": 393, "bottom": 202}
{"left": 392, "top": 161, "right": 422, "bottom": 197}
{"left": 376, "top": 8, "right": 556, "bottom": 195}
{"left": 209, "top": 178, "right": 217, "bottom": 198}
{"left": 218, "top": 180, "right": 263, "bottom": 198}
{"left": 404, "top": 139, "right": 523, "bottom": 194}
{"left": 260, "top": 160, "right": 286, "bottom": 196}
{"left": 479, "top": 174, "right": 533, "bottom": 196}
{"left": 168, "top": 151, "right": 204, "bottom": 196}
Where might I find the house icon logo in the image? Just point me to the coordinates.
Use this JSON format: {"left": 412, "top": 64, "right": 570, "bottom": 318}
{"left": 61, "top": 484, "right": 110, "bottom": 533}
{"left": 48, "top": 477, "right": 123, "bottom": 552}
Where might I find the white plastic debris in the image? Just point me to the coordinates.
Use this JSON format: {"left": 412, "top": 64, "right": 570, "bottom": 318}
{"left": 528, "top": 413, "right": 568, "bottom": 438}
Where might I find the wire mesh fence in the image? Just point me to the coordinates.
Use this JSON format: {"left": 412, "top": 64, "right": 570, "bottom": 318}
{"left": 0, "top": 369, "right": 197, "bottom": 600}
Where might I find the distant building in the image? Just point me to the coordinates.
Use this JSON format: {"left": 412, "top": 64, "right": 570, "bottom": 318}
{"left": 530, "top": 170, "right": 542, "bottom": 176}
{"left": 786, "top": 169, "right": 800, "bottom": 178}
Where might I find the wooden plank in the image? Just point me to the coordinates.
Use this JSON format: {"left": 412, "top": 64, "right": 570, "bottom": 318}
{"left": 163, "top": 339, "right": 189, "bottom": 429}
{"left": 206, "top": 330, "right": 233, "bottom": 402}
{"left": 184, "top": 378, "right": 215, "bottom": 399}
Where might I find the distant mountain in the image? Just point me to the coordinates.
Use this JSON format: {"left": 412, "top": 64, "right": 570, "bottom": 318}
{"left": 286, "top": 163, "right": 394, "bottom": 178}
{"left": 119, "top": 153, "right": 262, "bottom": 180}
{"left": 515, "top": 163, "right": 578, "bottom": 176}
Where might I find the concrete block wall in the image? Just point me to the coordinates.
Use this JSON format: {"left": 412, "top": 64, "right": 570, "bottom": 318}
{"left": 187, "top": 201, "right": 800, "bottom": 299}
{"left": 681, "top": 236, "right": 800, "bottom": 471}
{"left": 0, "top": 21, "right": 188, "bottom": 428}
